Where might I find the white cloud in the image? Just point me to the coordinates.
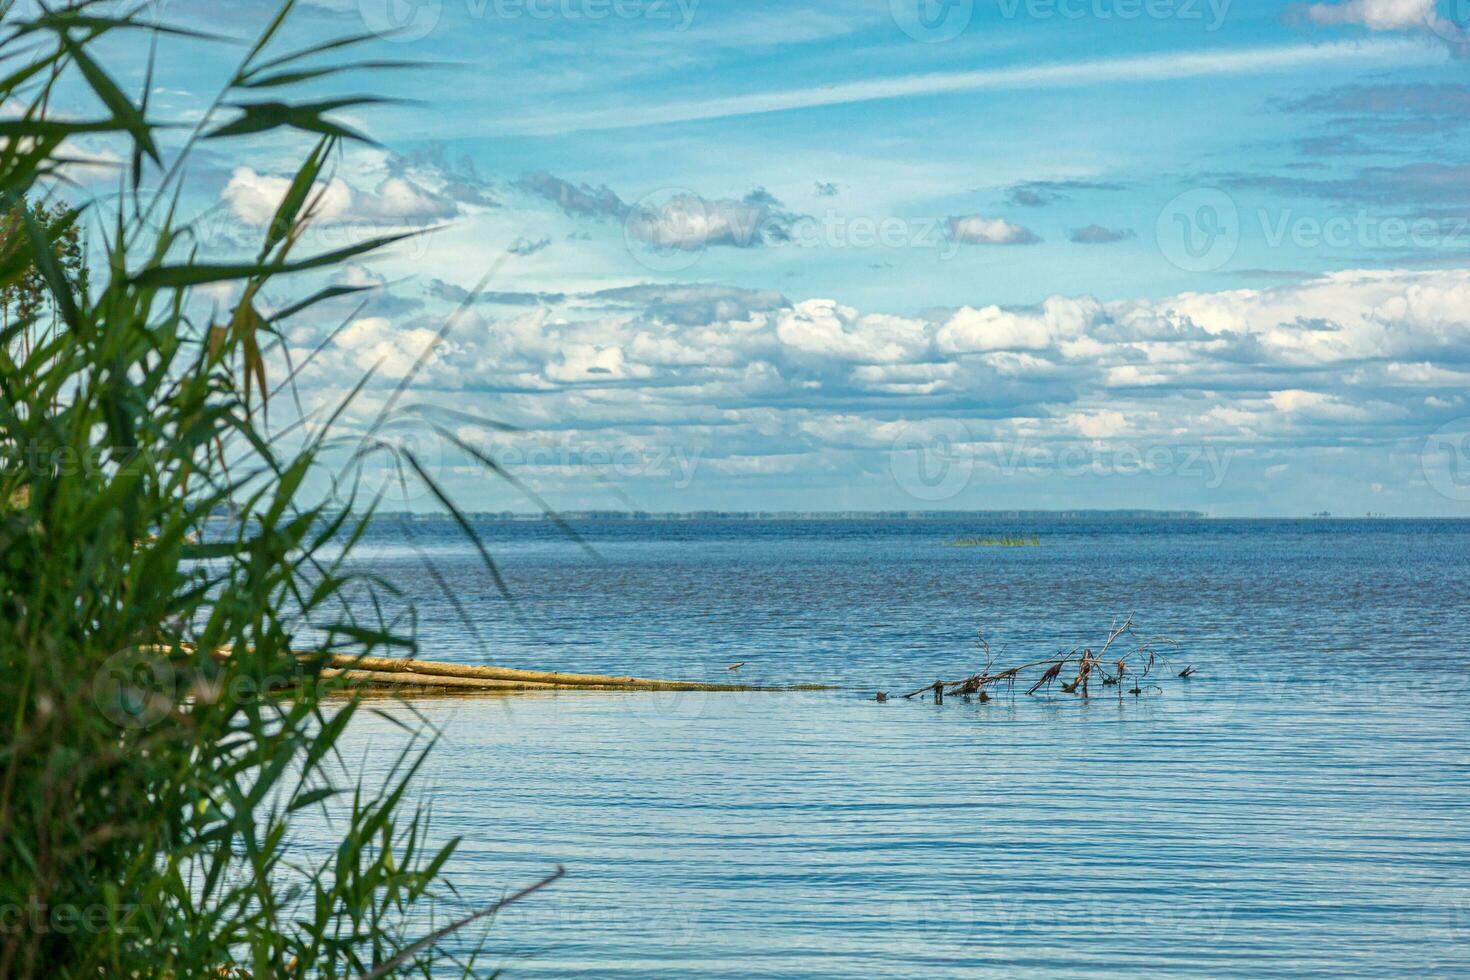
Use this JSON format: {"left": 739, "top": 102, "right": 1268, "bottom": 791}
{"left": 221, "top": 168, "right": 457, "bottom": 228}
{"left": 774, "top": 300, "right": 930, "bottom": 363}
{"left": 1066, "top": 410, "right": 1130, "bottom": 438}
{"left": 947, "top": 215, "right": 1040, "bottom": 246}
{"left": 625, "top": 194, "right": 770, "bottom": 250}
{"left": 282, "top": 266, "right": 1470, "bottom": 510}
{"left": 502, "top": 39, "right": 1437, "bottom": 134}
{"left": 938, "top": 297, "right": 1100, "bottom": 352}
{"left": 1303, "top": 0, "right": 1435, "bottom": 30}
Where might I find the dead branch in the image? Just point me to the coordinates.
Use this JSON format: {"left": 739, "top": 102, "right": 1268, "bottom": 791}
{"left": 895, "top": 615, "right": 1182, "bottom": 705}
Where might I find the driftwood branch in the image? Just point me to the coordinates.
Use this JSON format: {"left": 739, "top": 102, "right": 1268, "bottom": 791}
{"left": 357, "top": 865, "right": 567, "bottom": 980}
{"left": 897, "top": 615, "right": 1187, "bottom": 703}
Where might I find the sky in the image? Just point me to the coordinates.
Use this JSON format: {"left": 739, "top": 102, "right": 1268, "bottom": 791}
{"left": 28, "top": 0, "right": 1470, "bottom": 515}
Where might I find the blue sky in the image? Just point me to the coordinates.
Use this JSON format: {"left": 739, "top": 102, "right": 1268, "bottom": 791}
{"left": 34, "top": 0, "right": 1470, "bottom": 514}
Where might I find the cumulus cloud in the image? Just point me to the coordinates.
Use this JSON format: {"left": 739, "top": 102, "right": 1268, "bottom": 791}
{"left": 1301, "top": 0, "right": 1434, "bottom": 30}
{"left": 590, "top": 283, "right": 789, "bottom": 325}
{"left": 775, "top": 300, "right": 931, "bottom": 363}
{"left": 425, "top": 279, "right": 566, "bottom": 306}
{"left": 386, "top": 144, "right": 497, "bottom": 207}
{"left": 625, "top": 191, "right": 796, "bottom": 250}
{"left": 938, "top": 296, "right": 1101, "bottom": 352}
{"left": 947, "top": 215, "right": 1041, "bottom": 246}
{"left": 1005, "top": 179, "right": 1127, "bottom": 207}
{"left": 222, "top": 168, "right": 458, "bottom": 226}
{"left": 509, "top": 235, "right": 551, "bottom": 256}
{"left": 286, "top": 267, "right": 1470, "bottom": 509}
{"left": 1296, "top": 0, "right": 1467, "bottom": 43}
{"left": 517, "top": 172, "right": 800, "bottom": 250}
{"left": 516, "top": 172, "right": 629, "bottom": 219}
{"left": 1068, "top": 224, "right": 1134, "bottom": 244}
{"left": 306, "top": 268, "right": 1470, "bottom": 412}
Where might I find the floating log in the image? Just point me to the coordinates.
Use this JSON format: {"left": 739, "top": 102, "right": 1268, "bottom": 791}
{"left": 327, "top": 654, "right": 823, "bottom": 692}
{"left": 201, "top": 646, "right": 834, "bottom": 693}
{"left": 320, "top": 669, "right": 568, "bottom": 691}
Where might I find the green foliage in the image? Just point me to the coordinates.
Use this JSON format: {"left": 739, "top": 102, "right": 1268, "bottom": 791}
{"left": 0, "top": 3, "right": 552, "bottom": 976}
{"left": 2, "top": 196, "right": 87, "bottom": 335}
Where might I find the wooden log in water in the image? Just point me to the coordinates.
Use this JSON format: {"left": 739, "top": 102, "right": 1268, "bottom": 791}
{"left": 208, "top": 646, "right": 833, "bottom": 692}
{"left": 322, "top": 668, "right": 582, "bottom": 691}
{"left": 328, "top": 654, "right": 768, "bottom": 692}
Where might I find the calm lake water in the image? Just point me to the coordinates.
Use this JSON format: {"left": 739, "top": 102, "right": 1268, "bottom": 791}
{"left": 330, "top": 518, "right": 1470, "bottom": 977}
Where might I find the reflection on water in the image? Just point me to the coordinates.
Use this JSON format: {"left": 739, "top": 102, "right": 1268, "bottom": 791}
{"left": 320, "top": 520, "right": 1470, "bottom": 977}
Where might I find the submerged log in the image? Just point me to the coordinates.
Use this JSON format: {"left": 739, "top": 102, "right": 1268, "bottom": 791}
{"left": 320, "top": 669, "right": 570, "bottom": 691}
{"left": 327, "top": 654, "right": 811, "bottom": 692}
{"left": 202, "top": 646, "right": 834, "bottom": 693}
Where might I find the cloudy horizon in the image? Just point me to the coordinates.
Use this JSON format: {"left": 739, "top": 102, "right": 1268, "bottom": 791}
{"left": 38, "top": 0, "right": 1470, "bottom": 516}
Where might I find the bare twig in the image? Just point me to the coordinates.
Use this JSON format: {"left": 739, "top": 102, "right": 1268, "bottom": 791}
{"left": 899, "top": 615, "right": 1181, "bottom": 704}
{"left": 356, "top": 866, "right": 566, "bottom": 980}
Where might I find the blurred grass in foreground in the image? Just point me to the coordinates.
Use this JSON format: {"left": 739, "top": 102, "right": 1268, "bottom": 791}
{"left": 0, "top": 2, "right": 558, "bottom": 976}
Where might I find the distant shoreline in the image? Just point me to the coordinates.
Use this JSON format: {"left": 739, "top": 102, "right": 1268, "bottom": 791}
{"left": 205, "top": 509, "right": 1463, "bottom": 522}
{"left": 361, "top": 509, "right": 1207, "bottom": 521}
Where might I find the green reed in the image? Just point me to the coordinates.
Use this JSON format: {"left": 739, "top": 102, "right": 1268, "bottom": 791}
{"left": 0, "top": 3, "right": 557, "bottom": 976}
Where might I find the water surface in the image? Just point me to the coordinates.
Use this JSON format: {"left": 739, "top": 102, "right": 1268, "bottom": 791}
{"left": 332, "top": 519, "right": 1470, "bottom": 977}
